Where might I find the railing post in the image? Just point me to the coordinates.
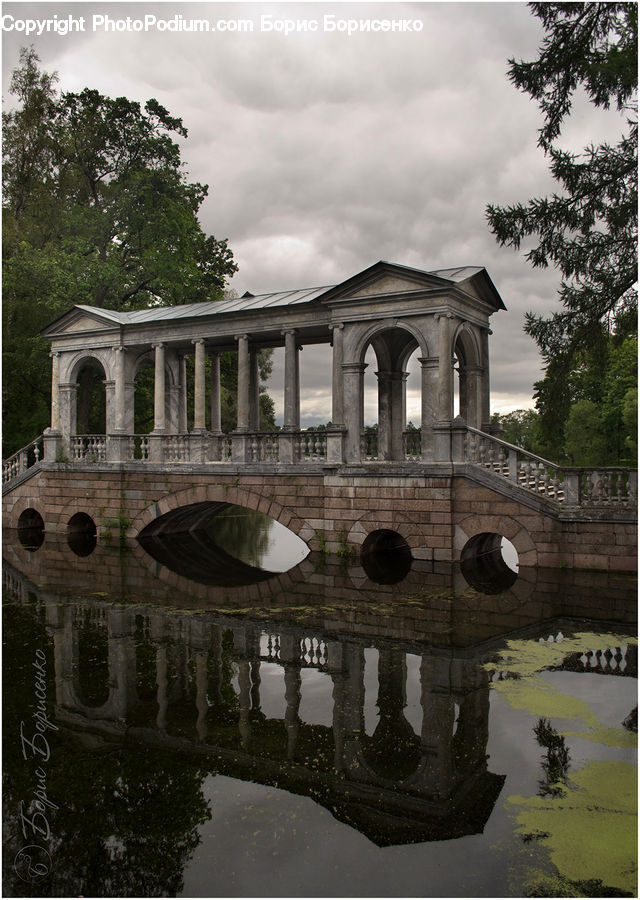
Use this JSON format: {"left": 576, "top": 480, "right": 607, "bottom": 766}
{"left": 278, "top": 431, "right": 298, "bottom": 465}
{"left": 326, "top": 425, "right": 345, "bottom": 464}
{"left": 42, "top": 428, "right": 62, "bottom": 462}
{"left": 148, "top": 433, "right": 165, "bottom": 463}
{"left": 189, "top": 431, "right": 208, "bottom": 463}
{"left": 507, "top": 448, "right": 518, "bottom": 483}
{"left": 107, "top": 434, "right": 130, "bottom": 463}
{"left": 432, "top": 423, "right": 452, "bottom": 462}
{"left": 450, "top": 416, "right": 467, "bottom": 462}
{"left": 231, "top": 432, "right": 249, "bottom": 463}
{"left": 563, "top": 471, "right": 581, "bottom": 507}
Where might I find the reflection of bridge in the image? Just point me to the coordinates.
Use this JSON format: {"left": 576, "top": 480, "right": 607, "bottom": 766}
{"left": 5, "top": 545, "right": 636, "bottom": 847}
{"left": 2, "top": 261, "right": 637, "bottom": 571}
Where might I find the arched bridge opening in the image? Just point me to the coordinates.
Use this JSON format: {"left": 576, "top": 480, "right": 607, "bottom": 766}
{"left": 138, "top": 500, "right": 309, "bottom": 587}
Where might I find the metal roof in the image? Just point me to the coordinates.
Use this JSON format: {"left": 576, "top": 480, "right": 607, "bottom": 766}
{"left": 65, "top": 263, "right": 502, "bottom": 329}
{"left": 74, "top": 285, "right": 334, "bottom": 325}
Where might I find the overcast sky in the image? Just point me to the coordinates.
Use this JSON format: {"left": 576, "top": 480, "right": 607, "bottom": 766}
{"left": 2, "top": 1, "right": 626, "bottom": 425}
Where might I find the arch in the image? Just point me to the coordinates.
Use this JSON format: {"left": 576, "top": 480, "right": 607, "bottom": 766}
{"left": 129, "top": 483, "right": 319, "bottom": 548}
{"left": 62, "top": 349, "right": 113, "bottom": 385}
{"left": 346, "top": 510, "right": 425, "bottom": 554}
{"left": 451, "top": 321, "right": 481, "bottom": 368}
{"left": 452, "top": 323, "right": 483, "bottom": 426}
{"left": 454, "top": 514, "right": 538, "bottom": 568}
{"left": 351, "top": 321, "right": 430, "bottom": 462}
{"left": 352, "top": 319, "right": 430, "bottom": 367}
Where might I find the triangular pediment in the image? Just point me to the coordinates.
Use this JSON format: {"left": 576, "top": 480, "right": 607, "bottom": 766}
{"left": 347, "top": 272, "right": 443, "bottom": 299}
{"left": 42, "top": 306, "right": 123, "bottom": 338}
{"left": 315, "top": 261, "right": 506, "bottom": 311}
{"left": 316, "top": 261, "right": 458, "bottom": 305}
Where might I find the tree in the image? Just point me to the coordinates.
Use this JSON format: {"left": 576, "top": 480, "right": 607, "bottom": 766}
{"left": 2, "top": 49, "right": 238, "bottom": 454}
{"left": 491, "top": 408, "right": 540, "bottom": 452}
{"left": 486, "top": 3, "right": 637, "bottom": 458}
{"left": 564, "top": 399, "right": 608, "bottom": 466}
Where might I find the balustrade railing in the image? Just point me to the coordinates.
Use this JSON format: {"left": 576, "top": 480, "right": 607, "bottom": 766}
{"left": 2, "top": 435, "right": 44, "bottom": 485}
{"left": 163, "top": 434, "right": 190, "bottom": 462}
{"left": 464, "top": 426, "right": 637, "bottom": 509}
{"left": 248, "top": 432, "right": 279, "bottom": 463}
{"left": 72, "top": 435, "right": 107, "bottom": 461}
{"left": 298, "top": 430, "right": 327, "bottom": 462}
{"left": 129, "top": 435, "right": 150, "bottom": 460}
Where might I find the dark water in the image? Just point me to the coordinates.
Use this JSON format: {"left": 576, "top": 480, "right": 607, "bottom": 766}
{"left": 2, "top": 508, "right": 637, "bottom": 898}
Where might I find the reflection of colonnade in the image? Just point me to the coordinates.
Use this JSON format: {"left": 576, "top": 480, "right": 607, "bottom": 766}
{"left": 42, "top": 262, "right": 505, "bottom": 466}
{"left": 41, "top": 594, "right": 495, "bottom": 808}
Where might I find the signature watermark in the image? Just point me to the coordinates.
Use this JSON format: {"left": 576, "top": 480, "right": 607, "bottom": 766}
{"left": 13, "top": 648, "right": 58, "bottom": 885}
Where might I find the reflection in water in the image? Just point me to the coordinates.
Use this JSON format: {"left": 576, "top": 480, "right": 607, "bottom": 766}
{"left": 460, "top": 532, "right": 519, "bottom": 594}
{"left": 139, "top": 505, "right": 309, "bottom": 585}
{"left": 360, "top": 529, "right": 413, "bottom": 584}
{"left": 2, "top": 529, "right": 637, "bottom": 898}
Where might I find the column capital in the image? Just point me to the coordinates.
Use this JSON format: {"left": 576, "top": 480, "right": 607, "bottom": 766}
{"left": 191, "top": 338, "right": 205, "bottom": 346}
{"left": 342, "top": 362, "right": 368, "bottom": 374}
{"left": 330, "top": 322, "right": 344, "bottom": 332}
{"left": 435, "top": 312, "right": 455, "bottom": 322}
{"left": 151, "top": 342, "right": 165, "bottom": 350}
{"left": 281, "top": 328, "right": 296, "bottom": 337}
{"left": 235, "top": 333, "right": 249, "bottom": 342}
{"left": 418, "top": 356, "right": 439, "bottom": 367}
{"left": 112, "top": 344, "right": 126, "bottom": 353}
{"left": 50, "top": 350, "right": 61, "bottom": 359}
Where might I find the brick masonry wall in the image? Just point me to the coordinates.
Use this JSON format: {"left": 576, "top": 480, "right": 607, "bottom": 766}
{"left": 3, "top": 464, "right": 637, "bottom": 572}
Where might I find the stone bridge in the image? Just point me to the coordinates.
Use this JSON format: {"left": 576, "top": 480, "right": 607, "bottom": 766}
{"left": 3, "top": 261, "right": 637, "bottom": 572}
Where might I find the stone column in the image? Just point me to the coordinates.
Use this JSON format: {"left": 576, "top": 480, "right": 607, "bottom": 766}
{"left": 232, "top": 334, "right": 250, "bottom": 462}
{"left": 283, "top": 329, "right": 299, "bottom": 430}
{"left": 466, "top": 365, "right": 483, "bottom": 429}
{"left": 106, "top": 346, "right": 129, "bottom": 462}
{"left": 249, "top": 350, "right": 260, "bottom": 431}
{"left": 178, "top": 355, "right": 188, "bottom": 433}
{"left": 235, "top": 334, "right": 250, "bottom": 431}
{"left": 480, "top": 328, "right": 491, "bottom": 430}
{"left": 342, "top": 362, "right": 367, "bottom": 463}
{"left": 50, "top": 351, "right": 61, "bottom": 432}
{"left": 419, "top": 356, "right": 439, "bottom": 460}
{"left": 376, "top": 371, "right": 393, "bottom": 460}
{"left": 44, "top": 351, "right": 62, "bottom": 460}
{"left": 210, "top": 351, "right": 222, "bottom": 434}
{"left": 192, "top": 338, "right": 206, "bottom": 431}
{"left": 437, "top": 314, "right": 454, "bottom": 422}
{"left": 152, "top": 343, "right": 166, "bottom": 432}
{"left": 58, "top": 383, "right": 78, "bottom": 459}
{"left": 330, "top": 324, "right": 344, "bottom": 425}
{"left": 279, "top": 330, "right": 300, "bottom": 464}
{"left": 113, "top": 346, "right": 126, "bottom": 432}
{"left": 391, "top": 371, "right": 407, "bottom": 461}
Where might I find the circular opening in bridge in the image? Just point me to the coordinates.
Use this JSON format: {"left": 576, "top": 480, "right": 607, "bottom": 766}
{"left": 67, "top": 512, "right": 97, "bottom": 557}
{"left": 361, "top": 530, "right": 412, "bottom": 584}
{"left": 460, "top": 532, "right": 519, "bottom": 594}
{"left": 17, "top": 508, "right": 45, "bottom": 551}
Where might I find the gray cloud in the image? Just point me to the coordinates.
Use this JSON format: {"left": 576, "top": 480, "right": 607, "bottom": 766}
{"left": 4, "top": 1, "right": 610, "bottom": 421}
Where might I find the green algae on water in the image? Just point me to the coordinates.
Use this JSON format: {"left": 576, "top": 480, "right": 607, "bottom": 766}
{"left": 508, "top": 761, "right": 638, "bottom": 896}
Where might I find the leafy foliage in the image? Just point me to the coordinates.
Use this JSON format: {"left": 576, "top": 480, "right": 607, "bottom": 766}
{"left": 2, "top": 49, "right": 239, "bottom": 455}
{"left": 486, "top": 3, "right": 637, "bottom": 461}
